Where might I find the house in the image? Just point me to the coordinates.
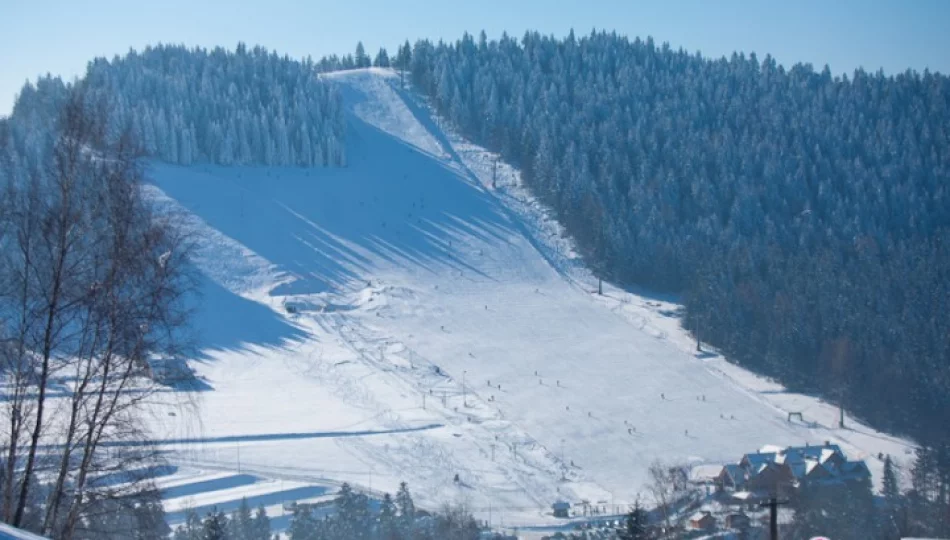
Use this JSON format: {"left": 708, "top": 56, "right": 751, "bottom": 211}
{"left": 705, "top": 442, "right": 870, "bottom": 507}
{"left": 839, "top": 460, "right": 872, "bottom": 483}
{"left": 688, "top": 511, "right": 716, "bottom": 531}
{"left": 803, "top": 461, "right": 834, "bottom": 483}
{"left": 718, "top": 464, "right": 746, "bottom": 490}
{"left": 725, "top": 512, "right": 751, "bottom": 530}
{"left": 690, "top": 464, "right": 725, "bottom": 486}
{"left": 551, "top": 500, "right": 570, "bottom": 518}
{"left": 740, "top": 451, "right": 777, "bottom": 473}
{"left": 745, "top": 461, "right": 795, "bottom": 494}
{"left": 690, "top": 463, "right": 747, "bottom": 492}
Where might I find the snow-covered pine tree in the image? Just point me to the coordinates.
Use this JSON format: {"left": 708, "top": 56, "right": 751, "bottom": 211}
{"left": 251, "top": 505, "right": 271, "bottom": 540}
{"left": 374, "top": 48, "right": 390, "bottom": 68}
{"left": 395, "top": 481, "right": 415, "bottom": 535}
{"left": 355, "top": 42, "right": 369, "bottom": 69}
{"left": 201, "top": 508, "right": 229, "bottom": 540}
{"left": 13, "top": 44, "right": 346, "bottom": 167}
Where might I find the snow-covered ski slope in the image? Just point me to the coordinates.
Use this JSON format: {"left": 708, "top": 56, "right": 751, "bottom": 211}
{"left": 146, "top": 68, "right": 914, "bottom": 527}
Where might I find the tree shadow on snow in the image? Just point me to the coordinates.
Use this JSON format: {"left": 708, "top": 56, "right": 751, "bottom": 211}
{"left": 182, "top": 273, "right": 308, "bottom": 360}
{"left": 150, "top": 107, "right": 524, "bottom": 297}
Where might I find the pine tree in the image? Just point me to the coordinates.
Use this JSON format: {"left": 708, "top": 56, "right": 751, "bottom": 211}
{"left": 884, "top": 455, "right": 900, "bottom": 505}
{"left": 395, "top": 482, "right": 415, "bottom": 536}
{"left": 334, "top": 483, "right": 371, "bottom": 538}
{"left": 174, "top": 509, "right": 204, "bottom": 540}
{"left": 378, "top": 493, "right": 399, "bottom": 540}
{"left": 395, "top": 41, "right": 412, "bottom": 88}
{"left": 133, "top": 499, "right": 172, "bottom": 540}
{"left": 617, "top": 501, "right": 649, "bottom": 539}
{"left": 251, "top": 504, "right": 271, "bottom": 540}
{"left": 374, "top": 48, "right": 390, "bottom": 68}
{"left": 355, "top": 42, "right": 369, "bottom": 69}
{"left": 288, "top": 504, "right": 317, "bottom": 540}
{"left": 201, "top": 508, "right": 229, "bottom": 540}
{"left": 228, "top": 498, "right": 253, "bottom": 540}
{"left": 396, "top": 41, "right": 412, "bottom": 71}
{"left": 881, "top": 456, "right": 908, "bottom": 540}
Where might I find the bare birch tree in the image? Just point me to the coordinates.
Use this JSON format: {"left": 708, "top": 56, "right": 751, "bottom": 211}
{"left": 0, "top": 85, "right": 195, "bottom": 538}
{"left": 647, "top": 460, "right": 689, "bottom": 537}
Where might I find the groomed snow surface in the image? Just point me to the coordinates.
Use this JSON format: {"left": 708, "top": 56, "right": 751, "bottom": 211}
{"left": 142, "top": 68, "right": 916, "bottom": 535}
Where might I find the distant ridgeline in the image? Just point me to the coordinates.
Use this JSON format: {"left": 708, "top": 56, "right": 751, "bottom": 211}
{"left": 7, "top": 43, "right": 346, "bottom": 167}
{"left": 405, "top": 30, "right": 950, "bottom": 444}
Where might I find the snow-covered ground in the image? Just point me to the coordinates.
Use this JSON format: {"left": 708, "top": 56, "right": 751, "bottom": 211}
{"left": 142, "top": 68, "right": 916, "bottom": 532}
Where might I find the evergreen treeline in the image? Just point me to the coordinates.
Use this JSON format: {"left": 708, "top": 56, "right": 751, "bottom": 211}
{"left": 173, "top": 482, "right": 490, "bottom": 540}
{"left": 402, "top": 30, "right": 950, "bottom": 445}
{"left": 10, "top": 43, "right": 346, "bottom": 167}
{"left": 313, "top": 41, "right": 412, "bottom": 72}
{"left": 172, "top": 498, "right": 271, "bottom": 540}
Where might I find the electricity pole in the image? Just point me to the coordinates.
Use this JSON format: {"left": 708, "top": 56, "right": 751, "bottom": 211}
{"left": 560, "top": 438, "right": 566, "bottom": 479}
{"left": 759, "top": 495, "right": 789, "bottom": 540}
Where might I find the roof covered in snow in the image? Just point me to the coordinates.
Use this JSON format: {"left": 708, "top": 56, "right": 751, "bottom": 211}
{"left": 689, "top": 511, "right": 713, "bottom": 522}
{"left": 690, "top": 464, "right": 725, "bottom": 482}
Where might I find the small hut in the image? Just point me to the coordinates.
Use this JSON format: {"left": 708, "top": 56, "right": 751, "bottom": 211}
{"left": 552, "top": 500, "right": 571, "bottom": 518}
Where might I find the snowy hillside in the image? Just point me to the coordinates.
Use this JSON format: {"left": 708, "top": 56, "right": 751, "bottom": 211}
{"left": 143, "top": 68, "right": 915, "bottom": 533}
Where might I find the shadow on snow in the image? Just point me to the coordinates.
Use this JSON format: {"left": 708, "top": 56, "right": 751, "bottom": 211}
{"left": 150, "top": 112, "right": 519, "bottom": 299}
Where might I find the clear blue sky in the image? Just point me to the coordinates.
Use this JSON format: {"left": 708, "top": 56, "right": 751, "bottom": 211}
{"left": 2, "top": 0, "right": 949, "bottom": 116}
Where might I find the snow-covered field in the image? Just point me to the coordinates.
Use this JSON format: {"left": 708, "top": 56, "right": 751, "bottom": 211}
{"left": 142, "top": 68, "right": 916, "bottom": 533}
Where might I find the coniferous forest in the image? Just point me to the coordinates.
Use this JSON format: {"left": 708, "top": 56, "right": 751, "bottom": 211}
{"left": 8, "top": 44, "right": 346, "bottom": 168}
{"left": 401, "top": 30, "right": 950, "bottom": 447}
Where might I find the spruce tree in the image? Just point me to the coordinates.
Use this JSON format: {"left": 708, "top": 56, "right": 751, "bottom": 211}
{"left": 174, "top": 509, "right": 203, "bottom": 540}
{"left": 288, "top": 504, "right": 317, "bottom": 540}
{"left": 133, "top": 499, "right": 172, "bottom": 540}
{"left": 883, "top": 455, "right": 900, "bottom": 505}
{"left": 355, "top": 42, "right": 369, "bottom": 69}
{"left": 201, "top": 508, "right": 229, "bottom": 540}
{"left": 395, "top": 481, "right": 415, "bottom": 535}
{"left": 334, "top": 483, "right": 371, "bottom": 538}
{"left": 229, "top": 498, "right": 253, "bottom": 540}
{"left": 617, "top": 501, "right": 649, "bottom": 539}
{"left": 378, "top": 493, "right": 399, "bottom": 540}
{"left": 396, "top": 41, "right": 412, "bottom": 71}
{"left": 251, "top": 504, "right": 271, "bottom": 540}
{"left": 374, "top": 48, "right": 390, "bottom": 68}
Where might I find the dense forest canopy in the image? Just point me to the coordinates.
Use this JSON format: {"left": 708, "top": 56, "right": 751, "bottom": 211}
{"left": 403, "top": 30, "right": 950, "bottom": 445}
{"left": 7, "top": 44, "right": 346, "bottom": 167}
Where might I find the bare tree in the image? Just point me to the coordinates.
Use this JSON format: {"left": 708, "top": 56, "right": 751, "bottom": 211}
{"left": 647, "top": 460, "right": 689, "bottom": 537}
{"left": 1, "top": 86, "right": 195, "bottom": 538}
